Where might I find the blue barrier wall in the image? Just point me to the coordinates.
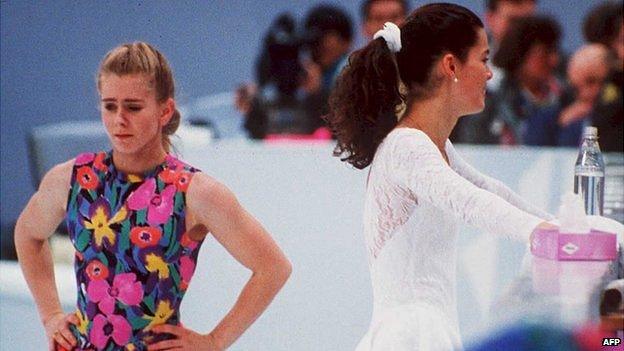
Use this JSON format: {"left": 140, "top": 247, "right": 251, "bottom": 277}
{"left": 0, "top": 0, "right": 597, "bottom": 233}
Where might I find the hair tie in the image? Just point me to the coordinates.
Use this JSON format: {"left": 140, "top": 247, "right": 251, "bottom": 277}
{"left": 373, "top": 22, "right": 402, "bottom": 53}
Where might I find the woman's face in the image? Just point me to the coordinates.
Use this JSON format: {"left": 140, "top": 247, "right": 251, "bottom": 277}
{"left": 100, "top": 74, "right": 168, "bottom": 156}
{"left": 456, "top": 28, "right": 493, "bottom": 115}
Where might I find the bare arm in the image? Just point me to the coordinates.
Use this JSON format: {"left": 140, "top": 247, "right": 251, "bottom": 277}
{"left": 174, "top": 173, "right": 291, "bottom": 350}
{"left": 14, "top": 160, "right": 78, "bottom": 350}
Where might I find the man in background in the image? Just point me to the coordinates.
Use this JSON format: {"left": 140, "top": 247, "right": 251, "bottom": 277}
{"left": 301, "top": 4, "right": 355, "bottom": 133}
{"left": 557, "top": 44, "right": 610, "bottom": 146}
{"left": 237, "top": 5, "right": 354, "bottom": 139}
{"left": 583, "top": 1, "right": 623, "bottom": 152}
{"left": 484, "top": 0, "right": 537, "bottom": 90}
{"left": 360, "top": 0, "right": 408, "bottom": 40}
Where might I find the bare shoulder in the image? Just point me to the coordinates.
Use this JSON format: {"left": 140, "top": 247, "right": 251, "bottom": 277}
{"left": 187, "top": 172, "right": 237, "bottom": 209}
{"left": 15, "top": 159, "right": 75, "bottom": 241}
{"left": 40, "top": 159, "right": 73, "bottom": 190}
{"left": 187, "top": 172, "right": 234, "bottom": 204}
{"left": 36, "top": 159, "right": 74, "bottom": 208}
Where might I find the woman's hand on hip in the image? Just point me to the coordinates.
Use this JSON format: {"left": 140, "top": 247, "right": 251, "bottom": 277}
{"left": 148, "top": 324, "right": 222, "bottom": 351}
{"left": 44, "top": 311, "right": 79, "bottom": 351}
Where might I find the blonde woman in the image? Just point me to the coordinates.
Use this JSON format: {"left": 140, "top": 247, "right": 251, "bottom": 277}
{"left": 15, "top": 42, "right": 291, "bottom": 351}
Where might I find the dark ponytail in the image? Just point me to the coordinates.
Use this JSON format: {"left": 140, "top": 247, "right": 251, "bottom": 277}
{"left": 326, "top": 3, "right": 483, "bottom": 170}
{"left": 325, "top": 38, "right": 404, "bottom": 169}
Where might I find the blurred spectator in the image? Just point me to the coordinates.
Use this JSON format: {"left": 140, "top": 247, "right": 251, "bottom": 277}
{"left": 237, "top": 5, "right": 353, "bottom": 139}
{"left": 583, "top": 1, "right": 623, "bottom": 50}
{"left": 302, "top": 5, "right": 354, "bottom": 130}
{"left": 467, "top": 322, "right": 617, "bottom": 351}
{"left": 557, "top": 44, "right": 610, "bottom": 147}
{"left": 484, "top": 0, "right": 537, "bottom": 90}
{"left": 360, "top": 0, "right": 409, "bottom": 40}
{"left": 583, "top": 1, "right": 623, "bottom": 152}
{"left": 457, "top": 15, "right": 562, "bottom": 145}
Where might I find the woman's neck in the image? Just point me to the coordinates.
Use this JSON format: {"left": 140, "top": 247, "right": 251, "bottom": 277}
{"left": 397, "top": 95, "right": 457, "bottom": 150}
{"left": 112, "top": 142, "right": 168, "bottom": 175}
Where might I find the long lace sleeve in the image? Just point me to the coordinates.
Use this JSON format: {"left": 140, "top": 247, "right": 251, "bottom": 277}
{"left": 445, "top": 141, "right": 555, "bottom": 221}
{"left": 388, "top": 132, "right": 543, "bottom": 242}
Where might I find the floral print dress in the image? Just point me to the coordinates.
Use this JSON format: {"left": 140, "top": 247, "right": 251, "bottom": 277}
{"left": 64, "top": 151, "right": 204, "bottom": 351}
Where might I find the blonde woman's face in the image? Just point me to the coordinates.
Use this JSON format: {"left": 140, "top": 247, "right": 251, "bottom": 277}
{"left": 99, "top": 74, "right": 165, "bottom": 156}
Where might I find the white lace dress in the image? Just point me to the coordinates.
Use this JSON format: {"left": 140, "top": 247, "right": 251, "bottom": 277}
{"left": 356, "top": 128, "right": 554, "bottom": 351}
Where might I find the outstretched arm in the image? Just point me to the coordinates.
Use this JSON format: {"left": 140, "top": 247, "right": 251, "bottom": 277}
{"left": 14, "top": 160, "right": 79, "bottom": 351}
{"left": 445, "top": 141, "right": 555, "bottom": 221}
{"left": 391, "top": 134, "right": 549, "bottom": 242}
{"left": 150, "top": 173, "right": 291, "bottom": 351}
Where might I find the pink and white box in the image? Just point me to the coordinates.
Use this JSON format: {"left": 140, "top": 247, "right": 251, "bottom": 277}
{"left": 530, "top": 228, "right": 617, "bottom": 261}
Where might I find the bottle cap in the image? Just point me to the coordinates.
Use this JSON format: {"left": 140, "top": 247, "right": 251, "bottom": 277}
{"left": 583, "top": 126, "right": 598, "bottom": 137}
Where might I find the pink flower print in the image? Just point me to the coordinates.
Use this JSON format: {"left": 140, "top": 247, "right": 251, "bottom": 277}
{"left": 87, "top": 273, "right": 143, "bottom": 315}
{"left": 75, "top": 153, "right": 95, "bottom": 166}
{"left": 146, "top": 185, "right": 175, "bottom": 225}
{"left": 126, "top": 178, "right": 176, "bottom": 226}
{"left": 165, "top": 154, "right": 186, "bottom": 169}
{"left": 179, "top": 256, "right": 195, "bottom": 284}
{"left": 90, "top": 313, "right": 131, "bottom": 350}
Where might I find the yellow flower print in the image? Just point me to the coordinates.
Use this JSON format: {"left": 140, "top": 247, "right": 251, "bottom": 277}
{"left": 145, "top": 253, "right": 170, "bottom": 279}
{"left": 75, "top": 309, "right": 89, "bottom": 335}
{"left": 143, "top": 300, "right": 174, "bottom": 330}
{"left": 84, "top": 202, "right": 128, "bottom": 247}
{"left": 110, "top": 205, "right": 128, "bottom": 223}
{"left": 127, "top": 174, "right": 143, "bottom": 183}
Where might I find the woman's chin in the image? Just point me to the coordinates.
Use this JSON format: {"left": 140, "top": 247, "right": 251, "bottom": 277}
{"left": 463, "top": 103, "right": 485, "bottom": 116}
{"left": 110, "top": 144, "right": 138, "bottom": 155}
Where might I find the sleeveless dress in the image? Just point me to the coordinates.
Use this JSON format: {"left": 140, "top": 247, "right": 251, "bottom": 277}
{"left": 356, "top": 128, "right": 554, "bottom": 351}
{"left": 63, "top": 151, "right": 204, "bottom": 351}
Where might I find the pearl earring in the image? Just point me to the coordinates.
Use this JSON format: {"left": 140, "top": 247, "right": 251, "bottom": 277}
{"left": 453, "top": 76, "right": 459, "bottom": 83}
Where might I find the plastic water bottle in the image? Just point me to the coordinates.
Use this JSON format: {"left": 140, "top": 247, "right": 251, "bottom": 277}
{"left": 574, "top": 126, "right": 605, "bottom": 215}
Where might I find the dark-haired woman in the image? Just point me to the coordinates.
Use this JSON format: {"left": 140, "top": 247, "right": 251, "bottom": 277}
{"left": 325, "top": 4, "right": 555, "bottom": 350}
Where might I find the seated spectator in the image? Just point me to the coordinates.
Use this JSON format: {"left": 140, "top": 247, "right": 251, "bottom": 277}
{"left": 237, "top": 5, "right": 354, "bottom": 139}
{"left": 360, "top": 0, "right": 408, "bottom": 40}
{"left": 583, "top": 1, "right": 623, "bottom": 152}
{"left": 457, "top": 15, "right": 563, "bottom": 146}
{"left": 557, "top": 44, "right": 610, "bottom": 147}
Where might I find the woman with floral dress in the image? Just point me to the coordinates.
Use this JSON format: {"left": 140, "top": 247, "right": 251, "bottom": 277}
{"left": 15, "top": 42, "right": 291, "bottom": 351}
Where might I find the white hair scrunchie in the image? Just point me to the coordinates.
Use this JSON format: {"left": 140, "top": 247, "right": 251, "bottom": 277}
{"left": 373, "top": 22, "right": 402, "bottom": 53}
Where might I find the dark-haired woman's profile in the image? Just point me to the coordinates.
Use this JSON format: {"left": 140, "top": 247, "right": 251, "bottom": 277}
{"left": 325, "top": 3, "right": 556, "bottom": 350}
